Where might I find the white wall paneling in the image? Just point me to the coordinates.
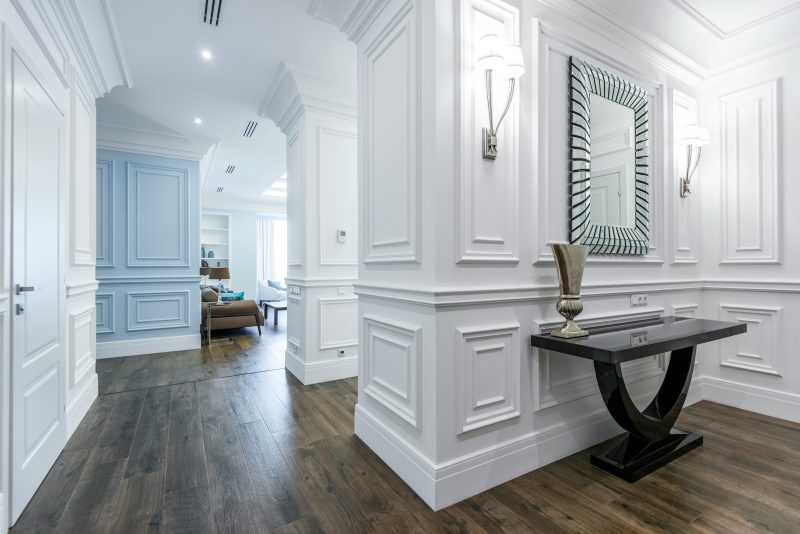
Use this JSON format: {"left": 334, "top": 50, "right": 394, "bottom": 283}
{"left": 362, "top": 0, "right": 421, "bottom": 264}
{"left": 286, "top": 129, "right": 304, "bottom": 268}
{"left": 718, "top": 304, "right": 782, "bottom": 376}
{"left": 95, "top": 293, "right": 114, "bottom": 334}
{"left": 671, "top": 90, "right": 699, "bottom": 263}
{"left": 456, "top": 324, "right": 520, "bottom": 433}
{"left": 319, "top": 297, "right": 359, "bottom": 349}
{"left": 719, "top": 79, "right": 781, "bottom": 264}
{"left": 456, "top": 0, "right": 519, "bottom": 263}
{"left": 363, "top": 315, "right": 421, "bottom": 429}
{"left": 318, "top": 127, "right": 358, "bottom": 266}
{"left": 68, "top": 306, "right": 95, "bottom": 388}
{"left": 126, "top": 290, "right": 190, "bottom": 332}
{"left": 95, "top": 159, "right": 114, "bottom": 268}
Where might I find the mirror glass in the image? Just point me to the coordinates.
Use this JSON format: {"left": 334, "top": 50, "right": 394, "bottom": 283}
{"left": 568, "top": 56, "right": 650, "bottom": 255}
{"left": 589, "top": 95, "right": 635, "bottom": 227}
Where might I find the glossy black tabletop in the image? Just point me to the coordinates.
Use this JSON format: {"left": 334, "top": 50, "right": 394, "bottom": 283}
{"left": 530, "top": 316, "right": 747, "bottom": 364}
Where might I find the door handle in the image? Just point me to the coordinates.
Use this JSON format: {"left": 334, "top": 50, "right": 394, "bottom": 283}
{"left": 15, "top": 284, "right": 36, "bottom": 295}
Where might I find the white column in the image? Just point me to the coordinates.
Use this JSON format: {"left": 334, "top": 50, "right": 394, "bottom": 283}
{"left": 262, "top": 64, "right": 359, "bottom": 385}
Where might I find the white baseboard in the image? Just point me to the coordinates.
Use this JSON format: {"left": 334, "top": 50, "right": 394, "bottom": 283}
{"left": 96, "top": 334, "right": 200, "bottom": 359}
{"left": 285, "top": 351, "right": 358, "bottom": 385}
{"left": 702, "top": 376, "right": 800, "bottom": 424}
{"left": 0, "top": 491, "right": 6, "bottom": 534}
{"left": 66, "top": 372, "right": 98, "bottom": 437}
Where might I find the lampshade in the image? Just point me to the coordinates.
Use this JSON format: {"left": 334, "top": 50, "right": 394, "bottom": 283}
{"left": 209, "top": 267, "right": 230, "bottom": 280}
{"left": 475, "top": 33, "right": 505, "bottom": 71}
{"left": 677, "top": 125, "right": 710, "bottom": 147}
{"left": 503, "top": 45, "right": 525, "bottom": 78}
{"left": 200, "top": 267, "right": 210, "bottom": 276}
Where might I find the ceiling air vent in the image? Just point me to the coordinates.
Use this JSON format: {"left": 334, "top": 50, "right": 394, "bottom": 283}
{"left": 203, "top": 0, "right": 223, "bottom": 26}
{"left": 216, "top": 186, "right": 223, "bottom": 192}
{"left": 225, "top": 165, "right": 236, "bottom": 174}
{"left": 243, "top": 121, "right": 258, "bottom": 137}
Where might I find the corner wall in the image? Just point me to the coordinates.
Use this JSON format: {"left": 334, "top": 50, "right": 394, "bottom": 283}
{"left": 95, "top": 149, "right": 202, "bottom": 358}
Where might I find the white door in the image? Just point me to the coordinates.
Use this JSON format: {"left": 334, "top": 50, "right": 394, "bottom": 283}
{"left": 10, "top": 49, "right": 67, "bottom": 523}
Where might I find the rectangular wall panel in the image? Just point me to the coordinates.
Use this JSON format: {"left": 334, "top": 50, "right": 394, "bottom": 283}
{"left": 458, "top": 0, "right": 520, "bottom": 263}
{"left": 126, "top": 290, "right": 190, "bottom": 331}
{"left": 319, "top": 127, "right": 358, "bottom": 265}
{"left": 672, "top": 90, "right": 698, "bottom": 264}
{"left": 363, "top": 1, "right": 420, "bottom": 263}
{"left": 319, "top": 297, "right": 358, "bottom": 349}
{"left": 719, "top": 304, "right": 782, "bottom": 376}
{"left": 96, "top": 159, "right": 114, "bottom": 268}
{"left": 720, "top": 80, "right": 780, "bottom": 264}
{"left": 69, "top": 307, "right": 95, "bottom": 387}
{"left": 127, "top": 162, "right": 189, "bottom": 267}
{"left": 363, "top": 315, "right": 421, "bottom": 429}
{"left": 95, "top": 293, "right": 115, "bottom": 334}
{"left": 456, "top": 323, "right": 521, "bottom": 433}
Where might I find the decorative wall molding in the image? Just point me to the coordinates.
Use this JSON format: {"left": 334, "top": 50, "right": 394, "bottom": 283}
{"left": 318, "top": 126, "right": 359, "bottom": 266}
{"left": 98, "top": 124, "right": 214, "bottom": 161}
{"left": 720, "top": 79, "right": 781, "bottom": 264}
{"left": 456, "top": 323, "right": 521, "bottom": 433}
{"left": 286, "top": 129, "right": 304, "bottom": 268}
{"left": 66, "top": 279, "right": 99, "bottom": 297}
{"left": 319, "top": 297, "right": 359, "bottom": 349}
{"left": 99, "top": 0, "right": 133, "bottom": 88}
{"left": 68, "top": 306, "right": 95, "bottom": 387}
{"left": 671, "top": 90, "right": 698, "bottom": 264}
{"left": 95, "top": 159, "right": 114, "bottom": 268}
{"left": 285, "top": 351, "right": 358, "bottom": 385}
{"left": 718, "top": 304, "right": 782, "bottom": 376}
{"left": 95, "top": 293, "right": 115, "bottom": 334}
{"left": 456, "top": 0, "right": 520, "bottom": 264}
{"left": 343, "top": 0, "right": 392, "bottom": 42}
{"left": 97, "top": 334, "right": 200, "bottom": 359}
{"left": 362, "top": 0, "right": 421, "bottom": 264}
{"left": 126, "top": 290, "right": 190, "bottom": 332}
{"left": 96, "top": 275, "right": 202, "bottom": 285}
{"left": 533, "top": 308, "right": 666, "bottom": 411}
{"left": 668, "top": 303, "right": 699, "bottom": 317}
{"left": 126, "top": 162, "right": 190, "bottom": 267}
{"left": 669, "top": 0, "right": 800, "bottom": 39}
{"left": 363, "top": 314, "right": 422, "bottom": 429}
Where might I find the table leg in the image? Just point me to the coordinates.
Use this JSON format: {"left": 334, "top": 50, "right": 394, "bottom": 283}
{"left": 590, "top": 345, "right": 700, "bottom": 481}
{"left": 274, "top": 309, "right": 279, "bottom": 327}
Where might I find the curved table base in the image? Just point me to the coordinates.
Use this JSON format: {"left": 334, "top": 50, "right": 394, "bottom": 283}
{"left": 591, "top": 345, "right": 700, "bottom": 481}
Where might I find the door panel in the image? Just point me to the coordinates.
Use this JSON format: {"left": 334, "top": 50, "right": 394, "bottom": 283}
{"left": 10, "top": 49, "right": 66, "bottom": 524}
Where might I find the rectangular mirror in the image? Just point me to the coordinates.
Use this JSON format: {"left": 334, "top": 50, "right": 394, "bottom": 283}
{"left": 568, "top": 57, "right": 650, "bottom": 255}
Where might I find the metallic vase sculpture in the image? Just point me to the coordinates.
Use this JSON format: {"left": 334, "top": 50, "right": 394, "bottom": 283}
{"left": 550, "top": 243, "right": 589, "bottom": 338}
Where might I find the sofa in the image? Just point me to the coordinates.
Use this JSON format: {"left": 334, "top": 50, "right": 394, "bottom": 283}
{"left": 201, "top": 286, "right": 265, "bottom": 343}
{"left": 257, "top": 279, "right": 287, "bottom": 305}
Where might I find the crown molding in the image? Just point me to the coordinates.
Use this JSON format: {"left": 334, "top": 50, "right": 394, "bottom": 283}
{"left": 97, "top": 123, "right": 216, "bottom": 161}
{"left": 342, "top": 0, "right": 391, "bottom": 43}
{"left": 100, "top": 0, "right": 133, "bottom": 88}
{"left": 259, "top": 62, "right": 356, "bottom": 133}
{"left": 670, "top": 0, "right": 800, "bottom": 39}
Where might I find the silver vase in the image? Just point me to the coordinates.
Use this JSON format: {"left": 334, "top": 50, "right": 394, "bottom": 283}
{"left": 549, "top": 243, "right": 589, "bottom": 338}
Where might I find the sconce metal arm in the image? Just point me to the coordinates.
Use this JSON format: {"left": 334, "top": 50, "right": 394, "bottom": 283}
{"left": 482, "top": 70, "right": 517, "bottom": 160}
{"left": 680, "top": 145, "right": 702, "bottom": 198}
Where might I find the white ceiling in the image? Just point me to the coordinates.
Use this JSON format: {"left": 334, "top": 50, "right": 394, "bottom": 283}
{"left": 98, "top": 0, "right": 356, "bottom": 211}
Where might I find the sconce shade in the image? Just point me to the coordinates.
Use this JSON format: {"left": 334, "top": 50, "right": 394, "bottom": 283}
{"left": 678, "top": 125, "right": 710, "bottom": 147}
{"left": 209, "top": 267, "right": 230, "bottom": 280}
{"left": 476, "top": 33, "right": 505, "bottom": 71}
{"left": 503, "top": 45, "right": 525, "bottom": 78}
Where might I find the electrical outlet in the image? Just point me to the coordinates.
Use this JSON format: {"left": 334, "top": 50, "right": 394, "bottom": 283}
{"left": 338, "top": 349, "right": 346, "bottom": 357}
{"left": 290, "top": 286, "right": 301, "bottom": 295}
{"left": 337, "top": 286, "right": 347, "bottom": 295}
{"left": 630, "top": 293, "right": 648, "bottom": 307}
{"left": 630, "top": 332, "right": 648, "bottom": 346}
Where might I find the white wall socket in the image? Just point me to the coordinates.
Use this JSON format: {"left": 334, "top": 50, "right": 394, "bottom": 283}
{"left": 630, "top": 293, "right": 648, "bottom": 307}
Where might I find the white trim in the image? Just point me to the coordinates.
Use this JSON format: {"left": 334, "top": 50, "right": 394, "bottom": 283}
{"left": 0, "top": 492, "right": 5, "bottom": 534}
{"left": 97, "top": 123, "right": 214, "bottom": 161}
{"left": 66, "top": 372, "right": 97, "bottom": 436}
{"left": 285, "top": 350, "right": 358, "bottom": 385}
{"left": 99, "top": 0, "right": 133, "bottom": 88}
{"left": 703, "top": 377, "right": 800, "bottom": 424}
{"left": 97, "top": 275, "right": 202, "bottom": 285}
{"left": 65, "top": 279, "right": 99, "bottom": 297}
{"left": 669, "top": 0, "right": 800, "bottom": 39}
{"left": 356, "top": 380, "right": 704, "bottom": 511}
{"left": 96, "top": 334, "right": 200, "bottom": 358}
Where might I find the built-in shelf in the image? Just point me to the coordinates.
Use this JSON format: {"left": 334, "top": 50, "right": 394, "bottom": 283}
{"left": 201, "top": 212, "right": 231, "bottom": 275}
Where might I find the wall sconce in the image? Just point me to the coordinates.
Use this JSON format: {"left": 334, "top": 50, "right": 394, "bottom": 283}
{"left": 475, "top": 34, "right": 525, "bottom": 160}
{"left": 677, "top": 124, "right": 710, "bottom": 198}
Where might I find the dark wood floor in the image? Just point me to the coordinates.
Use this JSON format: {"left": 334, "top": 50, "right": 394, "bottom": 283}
{"left": 12, "top": 326, "right": 800, "bottom": 532}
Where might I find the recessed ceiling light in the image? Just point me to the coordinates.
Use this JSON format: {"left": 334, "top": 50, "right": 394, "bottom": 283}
{"left": 194, "top": 117, "right": 203, "bottom": 125}
{"left": 201, "top": 49, "right": 213, "bottom": 61}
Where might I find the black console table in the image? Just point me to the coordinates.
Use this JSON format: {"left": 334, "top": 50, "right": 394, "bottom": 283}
{"left": 530, "top": 316, "right": 746, "bottom": 481}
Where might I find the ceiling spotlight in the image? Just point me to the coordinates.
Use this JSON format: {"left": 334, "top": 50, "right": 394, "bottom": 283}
{"left": 194, "top": 117, "right": 203, "bottom": 125}
{"left": 201, "top": 49, "right": 213, "bottom": 61}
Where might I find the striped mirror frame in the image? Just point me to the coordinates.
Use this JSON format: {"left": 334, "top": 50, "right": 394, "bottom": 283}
{"left": 569, "top": 56, "right": 650, "bottom": 255}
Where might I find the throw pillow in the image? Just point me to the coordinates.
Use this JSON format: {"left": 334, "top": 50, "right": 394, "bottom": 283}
{"left": 201, "top": 287, "right": 219, "bottom": 302}
{"left": 219, "top": 291, "right": 245, "bottom": 301}
{"left": 267, "top": 279, "right": 283, "bottom": 289}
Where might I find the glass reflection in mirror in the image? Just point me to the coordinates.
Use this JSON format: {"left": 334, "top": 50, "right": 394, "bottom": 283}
{"left": 569, "top": 57, "right": 650, "bottom": 255}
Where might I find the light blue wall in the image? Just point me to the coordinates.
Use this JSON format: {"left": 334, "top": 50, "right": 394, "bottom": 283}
{"left": 96, "top": 149, "right": 201, "bottom": 342}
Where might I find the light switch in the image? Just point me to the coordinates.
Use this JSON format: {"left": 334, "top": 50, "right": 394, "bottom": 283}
{"left": 337, "top": 229, "right": 347, "bottom": 243}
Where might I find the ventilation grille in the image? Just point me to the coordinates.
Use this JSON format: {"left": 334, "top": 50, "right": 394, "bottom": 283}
{"left": 203, "top": 0, "right": 223, "bottom": 26}
{"left": 216, "top": 186, "right": 223, "bottom": 192}
{"left": 225, "top": 165, "right": 236, "bottom": 174}
{"left": 243, "top": 121, "right": 258, "bottom": 137}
